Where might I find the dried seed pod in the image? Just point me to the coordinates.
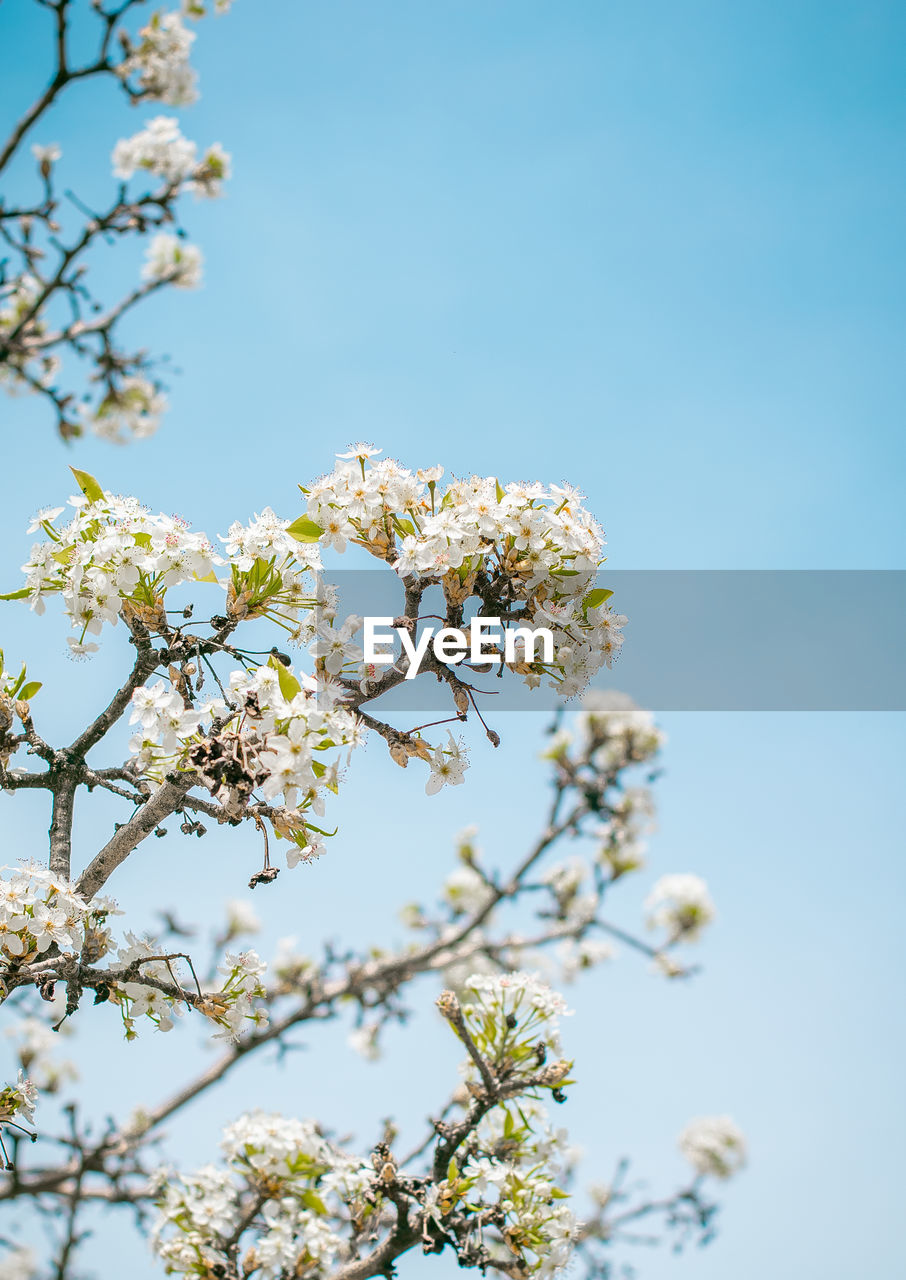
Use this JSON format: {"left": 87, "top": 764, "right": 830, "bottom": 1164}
{"left": 388, "top": 740, "right": 409, "bottom": 768}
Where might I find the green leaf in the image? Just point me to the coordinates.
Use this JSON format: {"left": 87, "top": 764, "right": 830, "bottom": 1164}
{"left": 18, "top": 681, "right": 42, "bottom": 702}
{"left": 549, "top": 1188, "right": 571, "bottom": 1200}
{"left": 69, "top": 467, "right": 105, "bottom": 504}
{"left": 267, "top": 653, "right": 301, "bottom": 701}
{"left": 495, "top": 479, "right": 505, "bottom": 503}
{"left": 503, "top": 1108, "right": 515, "bottom": 1139}
{"left": 583, "top": 587, "right": 614, "bottom": 610}
{"left": 447, "top": 1158, "right": 459, "bottom": 1182}
{"left": 0, "top": 588, "right": 30, "bottom": 601}
{"left": 285, "top": 515, "right": 323, "bottom": 543}
{"left": 193, "top": 570, "right": 219, "bottom": 584}
{"left": 301, "top": 1189, "right": 328, "bottom": 1215}
{"left": 303, "top": 821, "right": 338, "bottom": 838}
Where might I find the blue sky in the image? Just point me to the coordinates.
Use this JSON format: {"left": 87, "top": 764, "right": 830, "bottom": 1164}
{"left": 1, "top": 2, "right": 904, "bottom": 1278}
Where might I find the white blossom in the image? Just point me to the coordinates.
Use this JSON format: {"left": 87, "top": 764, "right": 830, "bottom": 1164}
{"left": 223, "top": 898, "right": 261, "bottom": 938}
{"left": 347, "top": 1023, "right": 381, "bottom": 1061}
{"left": 0, "top": 863, "right": 113, "bottom": 966}
{"left": 425, "top": 733, "right": 469, "bottom": 795}
{"left": 556, "top": 937, "right": 614, "bottom": 982}
{"left": 442, "top": 865, "right": 494, "bottom": 916}
{"left": 645, "top": 873, "right": 715, "bottom": 942}
{"left": 31, "top": 143, "right": 60, "bottom": 166}
{"left": 0, "top": 1246, "right": 37, "bottom": 1280}
{"left": 121, "top": 11, "right": 199, "bottom": 105}
{"left": 112, "top": 117, "right": 231, "bottom": 197}
{"left": 301, "top": 450, "right": 623, "bottom": 699}
{"left": 678, "top": 1115, "right": 746, "bottom": 1179}
{"left": 86, "top": 376, "right": 168, "bottom": 442}
{"left": 142, "top": 233, "right": 203, "bottom": 288}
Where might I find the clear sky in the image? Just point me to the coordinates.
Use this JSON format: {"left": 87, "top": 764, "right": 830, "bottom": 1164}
{"left": 1, "top": 2, "right": 904, "bottom": 1278}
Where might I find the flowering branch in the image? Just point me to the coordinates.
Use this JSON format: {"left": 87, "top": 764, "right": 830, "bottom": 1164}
{"left": 0, "top": 1, "right": 235, "bottom": 440}
{"left": 0, "top": 446, "right": 743, "bottom": 1279}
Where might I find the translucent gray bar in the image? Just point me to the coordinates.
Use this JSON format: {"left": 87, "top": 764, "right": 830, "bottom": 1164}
{"left": 324, "top": 570, "right": 905, "bottom": 711}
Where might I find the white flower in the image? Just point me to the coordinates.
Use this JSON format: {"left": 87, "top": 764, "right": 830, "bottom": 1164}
{"left": 347, "top": 1023, "right": 381, "bottom": 1061}
{"left": 336, "top": 443, "right": 382, "bottom": 461}
{"left": 442, "top": 865, "right": 494, "bottom": 916}
{"left": 678, "top": 1115, "right": 746, "bottom": 1179}
{"left": 556, "top": 937, "right": 614, "bottom": 982}
{"left": 223, "top": 899, "right": 261, "bottom": 938}
{"left": 0, "top": 1246, "right": 37, "bottom": 1280}
{"left": 425, "top": 733, "right": 468, "bottom": 795}
{"left": 645, "top": 874, "right": 715, "bottom": 942}
{"left": 25, "top": 506, "right": 64, "bottom": 534}
{"left": 309, "top": 615, "right": 363, "bottom": 675}
{"left": 87, "top": 376, "right": 168, "bottom": 442}
{"left": 112, "top": 117, "right": 231, "bottom": 197}
{"left": 121, "top": 11, "right": 198, "bottom": 105}
{"left": 31, "top": 142, "right": 61, "bottom": 166}
{"left": 142, "top": 233, "right": 203, "bottom": 288}
{"left": 302, "top": 447, "right": 616, "bottom": 700}
{"left": 112, "top": 115, "right": 195, "bottom": 183}
{"left": 189, "top": 142, "right": 231, "bottom": 197}
{"left": 462, "top": 970, "right": 571, "bottom": 1027}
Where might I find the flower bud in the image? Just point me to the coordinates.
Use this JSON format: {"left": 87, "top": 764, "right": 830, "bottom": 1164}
{"left": 435, "top": 990, "right": 461, "bottom": 1022}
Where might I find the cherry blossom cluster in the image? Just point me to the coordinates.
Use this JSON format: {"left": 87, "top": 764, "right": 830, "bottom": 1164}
{"left": 113, "top": 940, "right": 267, "bottom": 1041}
{"left": 86, "top": 376, "right": 169, "bottom": 444}
{"left": 0, "top": 863, "right": 116, "bottom": 968}
{"left": 0, "top": 1, "right": 239, "bottom": 442}
{"left": 645, "top": 873, "right": 716, "bottom": 944}
{"left": 117, "top": 5, "right": 235, "bottom": 105}
{"left": 302, "top": 445, "right": 624, "bottom": 696}
{"left": 0, "top": 859, "right": 267, "bottom": 1041}
{"left": 142, "top": 232, "right": 204, "bottom": 288}
{"left": 5, "top": 456, "right": 634, "bottom": 880}
{"left": 112, "top": 115, "right": 231, "bottom": 198}
{"left": 678, "top": 1115, "right": 747, "bottom": 1180}
{"left": 455, "top": 971, "right": 573, "bottom": 1064}
{"left": 0, "top": 1071, "right": 37, "bottom": 1129}
{"left": 428, "top": 1111, "right": 577, "bottom": 1280}
{"left": 16, "top": 477, "right": 217, "bottom": 654}
{"left": 129, "top": 661, "right": 362, "bottom": 861}
{"left": 221, "top": 506, "right": 323, "bottom": 628}
{"left": 152, "top": 1112, "right": 375, "bottom": 1278}
{"left": 575, "top": 688, "right": 666, "bottom": 767}
{"left": 0, "top": 1070, "right": 38, "bottom": 1173}
{"left": 153, "top": 973, "right": 581, "bottom": 1280}
{"left": 0, "top": 1245, "right": 35, "bottom": 1280}
{"left": 119, "top": 11, "right": 197, "bottom": 105}
{"left": 458, "top": 1115, "right": 577, "bottom": 1280}
{"left": 0, "top": 275, "right": 59, "bottom": 397}
{"left": 432, "top": 975, "right": 579, "bottom": 1275}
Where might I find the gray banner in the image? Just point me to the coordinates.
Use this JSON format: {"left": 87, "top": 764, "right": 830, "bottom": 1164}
{"left": 320, "top": 569, "right": 904, "bottom": 711}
